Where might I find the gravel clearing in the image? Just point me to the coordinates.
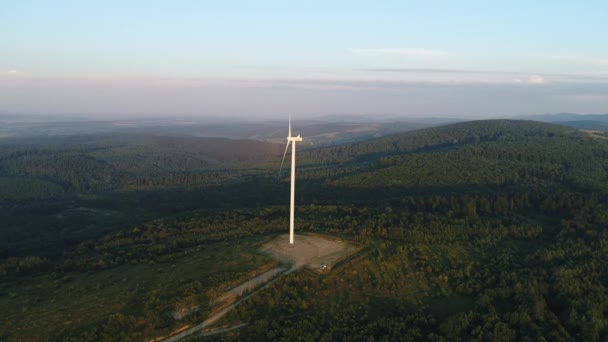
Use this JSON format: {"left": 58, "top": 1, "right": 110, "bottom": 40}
{"left": 261, "top": 234, "right": 361, "bottom": 272}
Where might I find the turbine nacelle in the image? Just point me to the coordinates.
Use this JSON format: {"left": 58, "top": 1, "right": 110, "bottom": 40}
{"left": 286, "top": 115, "right": 302, "bottom": 141}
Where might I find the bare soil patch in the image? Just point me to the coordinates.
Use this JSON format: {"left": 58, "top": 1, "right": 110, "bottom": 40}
{"left": 581, "top": 129, "right": 608, "bottom": 140}
{"left": 261, "top": 234, "right": 361, "bottom": 272}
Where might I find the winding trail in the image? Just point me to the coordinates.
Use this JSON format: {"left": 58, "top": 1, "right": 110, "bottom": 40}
{"left": 212, "top": 267, "right": 285, "bottom": 305}
{"left": 202, "top": 323, "right": 249, "bottom": 337}
{"left": 156, "top": 234, "right": 359, "bottom": 341}
{"left": 161, "top": 267, "right": 289, "bottom": 341}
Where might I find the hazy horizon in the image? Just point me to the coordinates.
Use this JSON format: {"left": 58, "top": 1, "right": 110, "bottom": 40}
{"left": 2, "top": 1, "right": 607, "bottom": 118}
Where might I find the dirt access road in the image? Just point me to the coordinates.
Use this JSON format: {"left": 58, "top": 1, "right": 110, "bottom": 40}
{"left": 157, "top": 234, "right": 360, "bottom": 341}
{"left": 161, "top": 271, "right": 283, "bottom": 342}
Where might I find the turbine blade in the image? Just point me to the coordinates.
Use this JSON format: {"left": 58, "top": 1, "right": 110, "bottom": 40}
{"left": 288, "top": 114, "right": 292, "bottom": 138}
{"left": 278, "top": 140, "right": 291, "bottom": 177}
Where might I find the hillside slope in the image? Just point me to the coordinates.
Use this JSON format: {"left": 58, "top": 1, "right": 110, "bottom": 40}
{"left": 228, "top": 120, "right": 608, "bottom": 340}
{"left": 298, "top": 120, "right": 608, "bottom": 193}
{"left": 2, "top": 119, "right": 608, "bottom": 340}
{"left": 0, "top": 135, "right": 283, "bottom": 196}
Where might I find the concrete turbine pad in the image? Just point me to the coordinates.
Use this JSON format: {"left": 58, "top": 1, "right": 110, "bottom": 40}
{"left": 260, "top": 234, "right": 361, "bottom": 272}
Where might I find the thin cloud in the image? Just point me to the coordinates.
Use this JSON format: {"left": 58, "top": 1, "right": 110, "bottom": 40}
{"left": 549, "top": 55, "right": 608, "bottom": 66}
{"left": 367, "top": 68, "right": 485, "bottom": 74}
{"left": 228, "top": 78, "right": 539, "bottom": 90}
{"left": 527, "top": 75, "right": 545, "bottom": 84}
{"left": 350, "top": 48, "right": 447, "bottom": 57}
{"left": 367, "top": 68, "right": 608, "bottom": 82}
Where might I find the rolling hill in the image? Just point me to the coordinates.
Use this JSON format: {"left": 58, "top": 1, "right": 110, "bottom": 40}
{"left": 0, "top": 135, "right": 284, "bottom": 196}
{"left": 297, "top": 120, "right": 608, "bottom": 193}
{"left": 2, "top": 119, "right": 608, "bottom": 340}
{"left": 0, "top": 114, "right": 435, "bottom": 146}
{"left": 519, "top": 113, "right": 608, "bottom": 131}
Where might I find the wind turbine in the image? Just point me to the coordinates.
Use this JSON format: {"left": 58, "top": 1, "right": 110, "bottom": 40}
{"left": 279, "top": 115, "right": 303, "bottom": 245}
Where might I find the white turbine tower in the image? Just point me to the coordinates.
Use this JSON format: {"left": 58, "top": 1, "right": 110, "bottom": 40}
{"left": 279, "top": 115, "right": 303, "bottom": 244}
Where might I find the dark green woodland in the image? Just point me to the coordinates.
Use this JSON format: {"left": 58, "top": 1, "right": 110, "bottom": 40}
{"left": 1, "top": 120, "right": 608, "bottom": 341}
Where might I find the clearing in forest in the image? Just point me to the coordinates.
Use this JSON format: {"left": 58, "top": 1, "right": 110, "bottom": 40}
{"left": 261, "top": 233, "right": 361, "bottom": 272}
{"left": 151, "top": 234, "right": 361, "bottom": 341}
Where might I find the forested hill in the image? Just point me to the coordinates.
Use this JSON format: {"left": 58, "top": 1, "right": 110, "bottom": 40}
{"left": 298, "top": 120, "right": 608, "bottom": 193}
{"left": 0, "top": 135, "right": 283, "bottom": 197}
{"left": 1, "top": 134, "right": 283, "bottom": 163}
{"left": 3, "top": 119, "right": 608, "bottom": 340}
{"left": 301, "top": 119, "right": 581, "bottom": 164}
{"left": 3, "top": 119, "right": 607, "bottom": 199}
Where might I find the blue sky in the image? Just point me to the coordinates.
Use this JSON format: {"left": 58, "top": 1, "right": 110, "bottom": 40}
{"left": 1, "top": 1, "right": 607, "bottom": 118}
